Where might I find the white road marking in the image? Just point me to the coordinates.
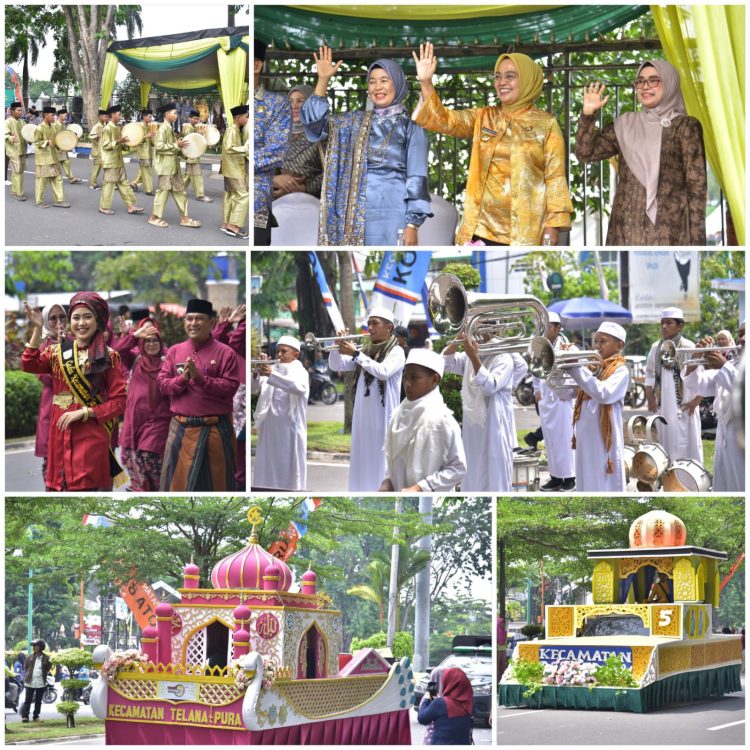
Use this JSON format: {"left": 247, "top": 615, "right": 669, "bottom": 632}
{"left": 706, "top": 719, "right": 745, "bottom": 731}
{"left": 498, "top": 710, "right": 547, "bottom": 718}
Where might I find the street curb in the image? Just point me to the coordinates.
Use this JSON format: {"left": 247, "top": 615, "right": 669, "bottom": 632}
{"left": 6, "top": 733, "right": 105, "bottom": 745}
{"left": 307, "top": 451, "right": 350, "bottom": 462}
{"left": 6, "top": 438, "right": 35, "bottom": 451}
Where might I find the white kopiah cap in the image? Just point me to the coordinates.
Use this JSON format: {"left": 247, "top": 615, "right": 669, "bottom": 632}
{"left": 547, "top": 311, "right": 561, "bottom": 324}
{"left": 596, "top": 321, "right": 627, "bottom": 343}
{"left": 367, "top": 305, "right": 395, "bottom": 324}
{"left": 660, "top": 307, "right": 684, "bottom": 320}
{"left": 406, "top": 348, "right": 445, "bottom": 378}
{"left": 277, "top": 335, "right": 301, "bottom": 351}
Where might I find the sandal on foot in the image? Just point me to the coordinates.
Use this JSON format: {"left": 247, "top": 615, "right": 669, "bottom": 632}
{"left": 36, "top": 202, "right": 50, "bottom": 208}
{"left": 53, "top": 202, "right": 71, "bottom": 208}
{"left": 127, "top": 207, "right": 144, "bottom": 214}
{"left": 179, "top": 218, "right": 202, "bottom": 228}
{"left": 99, "top": 208, "right": 114, "bottom": 215}
{"left": 197, "top": 196, "right": 213, "bottom": 203}
{"left": 148, "top": 217, "right": 169, "bottom": 228}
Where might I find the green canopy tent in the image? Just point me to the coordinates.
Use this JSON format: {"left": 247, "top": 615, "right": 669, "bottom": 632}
{"left": 100, "top": 26, "right": 249, "bottom": 121}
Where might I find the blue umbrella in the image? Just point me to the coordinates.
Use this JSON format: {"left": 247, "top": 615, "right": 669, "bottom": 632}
{"left": 548, "top": 297, "right": 633, "bottom": 328}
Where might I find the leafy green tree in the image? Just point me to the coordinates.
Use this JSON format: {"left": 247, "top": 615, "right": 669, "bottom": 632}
{"left": 5, "top": 251, "right": 78, "bottom": 296}
{"left": 5, "top": 5, "right": 55, "bottom": 105}
{"left": 113, "top": 72, "right": 143, "bottom": 121}
{"left": 347, "top": 560, "right": 389, "bottom": 628}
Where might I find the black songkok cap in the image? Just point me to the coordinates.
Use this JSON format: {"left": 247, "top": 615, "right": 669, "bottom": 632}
{"left": 131, "top": 308, "right": 153, "bottom": 323}
{"left": 58, "top": 108, "right": 68, "bottom": 115}
{"left": 230, "top": 104, "right": 249, "bottom": 117}
{"left": 42, "top": 106, "right": 56, "bottom": 114}
{"left": 107, "top": 105, "right": 121, "bottom": 115}
{"left": 98, "top": 109, "right": 108, "bottom": 116}
{"left": 157, "top": 102, "right": 177, "bottom": 115}
{"left": 254, "top": 39, "right": 267, "bottom": 61}
{"left": 189, "top": 109, "right": 200, "bottom": 118}
{"left": 186, "top": 299, "right": 214, "bottom": 317}
{"left": 141, "top": 108, "right": 153, "bottom": 116}
{"left": 10, "top": 101, "right": 22, "bottom": 109}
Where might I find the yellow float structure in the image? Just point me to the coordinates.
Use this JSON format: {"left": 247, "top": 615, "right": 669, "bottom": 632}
{"left": 500, "top": 510, "right": 743, "bottom": 712}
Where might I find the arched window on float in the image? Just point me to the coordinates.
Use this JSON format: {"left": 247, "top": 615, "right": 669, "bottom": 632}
{"left": 183, "top": 616, "right": 235, "bottom": 669}
{"left": 297, "top": 622, "right": 327, "bottom": 679}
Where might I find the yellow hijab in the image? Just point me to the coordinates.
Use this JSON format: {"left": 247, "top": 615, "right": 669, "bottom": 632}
{"left": 494, "top": 53, "right": 544, "bottom": 113}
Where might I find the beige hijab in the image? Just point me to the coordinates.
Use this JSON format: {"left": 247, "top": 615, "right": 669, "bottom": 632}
{"left": 613, "top": 60, "right": 687, "bottom": 225}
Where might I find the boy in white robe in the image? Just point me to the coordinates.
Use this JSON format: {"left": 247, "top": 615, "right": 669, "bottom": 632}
{"left": 645, "top": 307, "right": 703, "bottom": 463}
{"left": 443, "top": 332, "right": 513, "bottom": 491}
{"left": 329, "top": 306, "right": 405, "bottom": 491}
{"left": 569, "top": 322, "right": 629, "bottom": 492}
{"left": 533, "top": 312, "right": 576, "bottom": 491}
{"left": 682, "top": 321, "right": 744, "bottom": 491}
{"left": 251, "top": 335, "right": 309, "bottom": 490}
{"left": 380, "top": 349, "right": 466, "bottom": 492}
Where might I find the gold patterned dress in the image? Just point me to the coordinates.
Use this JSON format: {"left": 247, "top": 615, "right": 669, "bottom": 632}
{"left": 413, "top": 91, "right": 573, "bottom": 245}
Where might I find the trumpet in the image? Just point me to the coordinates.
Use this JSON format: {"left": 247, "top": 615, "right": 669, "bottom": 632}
{"left": 304, "top": 332, "right": 369, "bottom": 352}
{"left": 427, "top": 273, "right": 549, "bottom": 359}
{"left": 528, "top": 342, "right": 602, "bottom": 389}
{"left": 658, "top": 340, "right": 736, "bottom": 368}
{"left": 250, "top": 358, "right": 279, "bottom": 372}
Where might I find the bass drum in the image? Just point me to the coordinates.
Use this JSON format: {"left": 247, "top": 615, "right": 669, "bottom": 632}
{"left": 180, "top": 132, "right": 207, "bottom": 159}
{"left": 55, "top": 129, "right": 78, "bottom": 152}
{"left": 21, "top": 123, "right": 38, "bottom": 142}
{"left": 662, "top": 459, "right": 712, "bottom": 492}
{"left": 121, "top": 122, "right": 145, "bottom": 148}
{"left": 631, "top": 443, "right": 670, "bottom": 484}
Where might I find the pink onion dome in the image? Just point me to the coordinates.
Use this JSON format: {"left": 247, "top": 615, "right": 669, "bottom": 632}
{"left": 233, "top": 605, "right": 251, "bottom": 623}
{"left": 234, "top": 628, "right": 250, "bottom": 645}
{"left": 183, "top": 562, "right": 200, "bottom": 576}
{"left": 302, "top": 569, "right": 317, "bottom": 583}
{"left": 142, "top": 625, "right": 158, "bottom": 639}
{"left": 211, "top": 536, "right": 293, "bottom": 591}
{"left": 155, "top": 601, "right": 174, "bottom": 617}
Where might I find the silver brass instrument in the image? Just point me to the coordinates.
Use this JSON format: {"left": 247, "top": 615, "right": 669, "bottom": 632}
{"left": 527, "top": 339, "right": 602, "bottom": 386}
{"left": 304, "top": 332, "right": 369, "bottom": 352}
{"left": 250, "top": 358, "right": 279, "bottom": 372}
{"left": 427, "top": 273, "right": 549, "bottom": 362}
{"left": 658, "top": 340, "right": 736, "bottom": 368}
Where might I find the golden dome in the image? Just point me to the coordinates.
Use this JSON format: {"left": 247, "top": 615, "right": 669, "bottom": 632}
{"left": 629, "top": 510, "right": 687, "bottom": 548}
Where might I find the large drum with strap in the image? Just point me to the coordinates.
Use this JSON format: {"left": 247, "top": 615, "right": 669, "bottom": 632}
{"left": 55, "top": 129, "right": 78, "bottom": 152}
{"left": 180, "top": 132, "right": 207, "bottom": 159}
{"left": 121, "top": 122, "right": 145, "bottom": 148}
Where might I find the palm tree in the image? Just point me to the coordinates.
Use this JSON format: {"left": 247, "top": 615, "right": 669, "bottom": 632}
{"left": 347, "top": 559, "right": 388, "bottom": 628}
{"left": 5, "top": 6, "right": 53, "bottom": 105}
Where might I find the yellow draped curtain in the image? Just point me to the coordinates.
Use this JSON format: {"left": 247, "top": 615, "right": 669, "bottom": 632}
{"left": 289, "top": 5, "right": 559, "bottom": 20}
{"left": 651, "top": 5, "right": 745, "bottom": 243}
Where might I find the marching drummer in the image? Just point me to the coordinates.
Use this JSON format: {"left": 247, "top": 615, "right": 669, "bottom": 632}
{"left": 88, "top": 109, "right": 109, "bottom": 190}
{"left": 219, "top": 104, "right": 249, "bottom": 239}
{"left": 181, "top": 109, "right": 213, "bottom": 203}
{"left": 33, "top": 106, "right": 69, "bottom": 209}
{"left": 5, "top": 101, "right": 27, "bottom": 201}
{"left": 148, "top": 102, "right": 202, "bottom": 229}
{"left": 99, "top": 104, "right": 144, "bottom": 216}
{"left": 130, "top": 108, "right": 155, "bottom": 196}
{"left": 53, "top": 108, "right": 82, "bottom": 184}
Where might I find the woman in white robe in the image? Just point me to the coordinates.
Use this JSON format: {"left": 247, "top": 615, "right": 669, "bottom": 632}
{"left": 251, "top": 336, "right": 309, "bottom": 490}
{"left": 443, "top": 333, "right": 513, "bottom": 491}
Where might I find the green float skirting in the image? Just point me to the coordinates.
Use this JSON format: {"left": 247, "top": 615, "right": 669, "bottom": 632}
{"left": 500, "top": 665, "right": 741, "bottom": 713}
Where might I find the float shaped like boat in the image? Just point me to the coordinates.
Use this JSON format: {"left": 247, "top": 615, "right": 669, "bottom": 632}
{"left": 90, "top": 509, "right": 414, "bottom": 744}
{"left": 500, "top": 510, "right": 742, "bottom": 713}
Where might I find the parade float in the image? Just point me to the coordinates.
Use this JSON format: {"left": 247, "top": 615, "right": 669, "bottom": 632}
{"left": 500, "top": 510, "right": 743, "bottom": 712}
{"left": 90, "top": 508, "right": 415, "bottom": 744}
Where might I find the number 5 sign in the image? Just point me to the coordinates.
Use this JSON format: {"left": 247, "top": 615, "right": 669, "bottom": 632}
{"left": 652, "top": 605, "right": 680, "bottom": 636}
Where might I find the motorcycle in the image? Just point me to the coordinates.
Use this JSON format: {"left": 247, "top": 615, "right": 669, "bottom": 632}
{"left": 81, "top": 670, "right": 97, "bottom": 705}
{"left": 5, "top": 675, "right": 23, "bottom": 712}
{"left": 42, "top": 674, "right": 58, "bottom": 704}
{"left": 309, "top": 368, "right": 338, "bottom": 405}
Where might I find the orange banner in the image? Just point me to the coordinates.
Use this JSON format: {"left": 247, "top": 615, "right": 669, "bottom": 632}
{"left": 119, "top": 578, "right": 160, "bottom": 629}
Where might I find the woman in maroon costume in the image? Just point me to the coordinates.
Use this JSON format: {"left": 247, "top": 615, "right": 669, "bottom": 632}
{"left": 118, "top": 318, "right": 172, "bottom": 491}
{"left": 22, "top": 292, "right": 127, "bottom": 491}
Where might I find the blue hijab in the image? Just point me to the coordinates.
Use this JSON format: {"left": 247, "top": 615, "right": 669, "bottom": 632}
{"left": 368, "top": 59, "right": 409, "bottom": 108}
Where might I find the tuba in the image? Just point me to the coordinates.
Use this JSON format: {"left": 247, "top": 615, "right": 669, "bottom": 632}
{"left": 527, "top": 340, "right": 602, "bottom": 387}
{"left": 427, "top": 274, "right": 549, "bottom": 362}
{"left": 658, "top": 340, "right": 736, "bottom": 368}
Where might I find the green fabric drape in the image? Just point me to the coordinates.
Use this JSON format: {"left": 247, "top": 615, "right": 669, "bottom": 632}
{"left": 500, "top": 664, "right": 742, "bottom": 713}
{"left": 217, "top": 43, "right": 248, "bottom": 124}
{"left": 651, "top": 5, "right": 745, "bottom": 243}
{"left": 114, "top": 42, "right": 224, "bottom": 72}
{"left": 255, "top": 4, "right": 650, "bottom": 70}
{"left": 289, "top": 4, "right": 561, "bottom": 21}
{"left": 139, "top": 81, "right": 152, "bottom": 108}
{"left": 100, "top": 52, "right": 120, "bottom": 109}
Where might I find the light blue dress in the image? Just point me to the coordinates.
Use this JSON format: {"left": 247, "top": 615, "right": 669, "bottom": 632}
{"left": 301, "top": 95, "right": 432, "bottom": 246}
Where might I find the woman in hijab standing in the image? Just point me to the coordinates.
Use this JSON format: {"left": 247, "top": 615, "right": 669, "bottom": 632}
{"left": 418, "top": 667, "right": 474, "bottom": 745}
{"left": 118, "top": 319, "right": 172, "bottom": 491}
{"left": 32, "top": 304, "right": 68, "bottom": 483}
{"left": 575, "top": 59, "right": 706, "bottom": 245}
{"left": 301, "top": 45, "right": 432, "bottom": 245}
{"left": 413, "top": 42, "right": 572, "bottom": 246}
{"left": 273, "top": 84, "right": 325, "bottom": 199}
{"left": 22, "top": 292, "right": 128, "bottom": 491}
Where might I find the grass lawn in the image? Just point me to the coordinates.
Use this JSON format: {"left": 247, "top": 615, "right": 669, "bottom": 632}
{"left": 5, "top": 717, "right": 105, "bottom": 743}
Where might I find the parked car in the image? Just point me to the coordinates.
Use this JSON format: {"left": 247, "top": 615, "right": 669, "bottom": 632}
{"left": 413, "top": 635, "right": 492, "bottom": 725}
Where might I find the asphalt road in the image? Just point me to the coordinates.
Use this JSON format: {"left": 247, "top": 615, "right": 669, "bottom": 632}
{"left": 497, "top": 679, "right": 745, "bottom": 745}
{"left": 5, "top": 154, "right": 248, "bottom": 247}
